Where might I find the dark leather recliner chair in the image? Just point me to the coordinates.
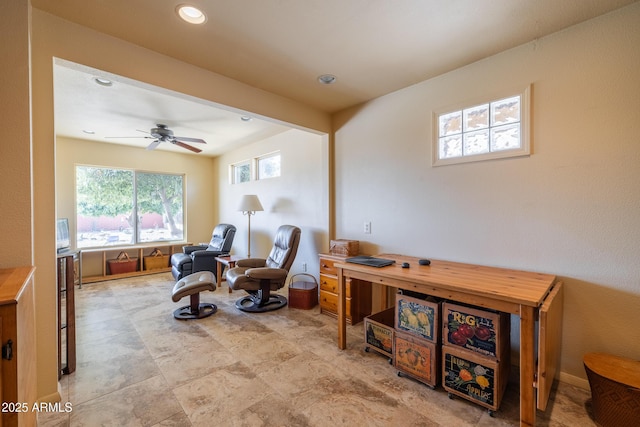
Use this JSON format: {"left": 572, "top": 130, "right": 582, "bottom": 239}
{"left": 170, "top": 224, "right": 236, "bottom": 281}
{"left": 226, "top": 225, "right": 301, "bottom": 312}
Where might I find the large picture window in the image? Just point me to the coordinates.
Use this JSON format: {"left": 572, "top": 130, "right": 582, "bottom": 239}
{"left": 433, "top": 85, "right": 531, "bottom": 166}
{"left": 75, "top": 166, "right": 184, "bottom": 248}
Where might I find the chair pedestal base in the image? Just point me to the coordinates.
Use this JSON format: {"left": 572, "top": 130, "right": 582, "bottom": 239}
{"left": 173, "top": 301, "right": 217, "bottom": 320}
{"left": 235, "top": 292, "right": 287, "bottom": 312}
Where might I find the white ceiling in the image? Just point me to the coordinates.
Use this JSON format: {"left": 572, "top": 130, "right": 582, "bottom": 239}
{"left": 35, "top": 0, "right": 638, "bottom": 156}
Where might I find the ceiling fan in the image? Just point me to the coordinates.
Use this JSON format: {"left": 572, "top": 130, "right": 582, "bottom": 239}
{"left": 106, "top": 124, "right": 206, "bottom": 153}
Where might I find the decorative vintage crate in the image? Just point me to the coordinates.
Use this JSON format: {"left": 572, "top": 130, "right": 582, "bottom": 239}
{"left": 395, "top": 292, "right": 440, "bottom": 343}
{"left": 394, "top": 331, "right": 439, "bottom": 388}
{"left": 364, "top": 307, "right": 395, "bottom": 360}
{"left": 288, "top": 273, "right": 318, "bottom": 310}
{"left": 107, "top": 251, "right": 139, "bottom": 275}
{"left": 443, "top": 302, "right": 510, "bottom": 360}
{"left": 143, "top": 248, "right": 170, "bottom": 271}
{"left": 442, "top": 345, "right": 510, "bottom": 412}
{"left": 329, "top": 239, "right": 359, "bottom": 256}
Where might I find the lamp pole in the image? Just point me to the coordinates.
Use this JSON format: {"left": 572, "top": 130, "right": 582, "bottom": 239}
{"left": 238, "top": 195, "right": 263, "bottom": 258}
{"left": 244, "top": 210, "right": 255, "bottom": 257}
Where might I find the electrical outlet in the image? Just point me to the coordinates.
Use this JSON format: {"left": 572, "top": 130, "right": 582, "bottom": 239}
{"left": 364, "top": 221, "right": 371, "bottom": 234}
{"left": 302, "top": 262, "right": 307, "bottom": 272}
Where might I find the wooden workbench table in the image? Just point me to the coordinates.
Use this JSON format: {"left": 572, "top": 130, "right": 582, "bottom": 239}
{"left": 335, "top": 254, "right": 563, "bottom": 427}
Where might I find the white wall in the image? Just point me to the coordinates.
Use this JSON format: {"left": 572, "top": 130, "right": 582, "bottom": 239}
{"left": 216, "top": 129, "right": 329, "bottom": 279}
{"left": 333, "top": 4, "right": 640, "bottom": 384}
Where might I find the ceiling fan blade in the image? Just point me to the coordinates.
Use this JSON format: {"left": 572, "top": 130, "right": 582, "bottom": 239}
{"left": 146, "top": 139, "right": 161, "bottom": 151}
{"left": 105, "top": 136, "right": 154, "bottom": 139}
{"left": 172, "top": 140, "right": 202, "bottom": 153}
{"left": 174, "top": 136, "right": 206, "bottom": 144}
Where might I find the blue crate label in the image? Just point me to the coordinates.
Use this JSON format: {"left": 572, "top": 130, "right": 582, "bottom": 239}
{"left": 397, "top": 298, "right": 436, "bottom": 340}
{"left": 366, "top": 322, "right": 393, "bottom": 354}
{"left": 445, "top": 308, "right": 497, "bottom": 357}
{"left": 444, "top": 352, "right": 495, "bottom": 406}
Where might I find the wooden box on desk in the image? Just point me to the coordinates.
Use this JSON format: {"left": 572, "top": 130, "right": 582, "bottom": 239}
{"left": 329, "top": 239, "right": 359, "bottom": 256}
{"left": 442, "top": 345, "right": 510, "bottom": 412}
{"left": 364, "top": 307, "right": 395, "bottom": 360}
{"left": 394, "top": 331, "right": 439, "bottom": 388}
{"left": 442, "top": 302, "right": 510, "bottom": 360}
{"left": 395, "top": 292, "right": 440, "bottom": 343}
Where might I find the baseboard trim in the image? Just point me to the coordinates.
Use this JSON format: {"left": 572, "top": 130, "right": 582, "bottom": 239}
{"left": 38, "top": 384, "right": 62, "bottom": 403}
{"left": 558, "top": 371, "right": 590, "bottom": 390}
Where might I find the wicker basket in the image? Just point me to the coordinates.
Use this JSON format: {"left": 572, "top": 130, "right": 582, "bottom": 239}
{"left": 107, "top": 251, "right": 139, "bottom": 275}
{"left": 288, "top": 273, "right": 318, "bottom": 310}
{"left": 584, "top": 352, "right": 640, "bottom": 427}
{"left": 144, "top": 248, "right": 170, "bottom": 271}
{"left": 329, "top": 239, "right": 359, "bottom": 256}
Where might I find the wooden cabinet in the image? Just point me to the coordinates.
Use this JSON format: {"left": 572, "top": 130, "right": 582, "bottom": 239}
{"left": 318, "top": 253, "right": 371, "bottom": 324}
{"left": 0, "top": 266, "right": 37, "bottom": 427}
{"left": 81, "top": 243, "right": 187, "bottom": 283}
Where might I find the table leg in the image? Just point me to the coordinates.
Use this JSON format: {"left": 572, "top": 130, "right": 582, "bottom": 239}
{"left": 520, "top": 305, "right": 536, "bottom": 427}
{"left": 337, "top": 268, "right": 347, "bottom": 349}
{"left": 227, "top": 261, "right": 235, "bottom": 293}
{"left": 216, "top": 261, "right": 223, "bottom": 289}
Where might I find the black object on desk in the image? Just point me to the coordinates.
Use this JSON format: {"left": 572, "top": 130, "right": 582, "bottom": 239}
{"left": 345, "top": 256, "right": 395, "bottom": 268}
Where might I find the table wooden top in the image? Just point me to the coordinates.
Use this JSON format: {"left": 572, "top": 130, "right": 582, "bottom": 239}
{"left": 334, "top": 254, "right": 556, "bottom": 308}
{"left": 215, "top": 254, "right": 244, "bottom": 263}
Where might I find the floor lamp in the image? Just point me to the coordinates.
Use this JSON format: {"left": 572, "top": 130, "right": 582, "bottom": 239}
{"left": 238, "top": 195, "right": 263, "bottom": 257}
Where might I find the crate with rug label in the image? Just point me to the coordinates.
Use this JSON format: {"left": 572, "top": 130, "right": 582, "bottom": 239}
{"left": 394, "top": 330, "right": 439, "bottom": 388}
{"left": 364, "top": 307, "right": 395, "bottom": 362}
{"left": 395, "top": 292, "right": 440, "bottom": 343}
{"left": 442, "top": 345, "right": 510, "bottom": 413}
{"left": 442, "top": 302, "right": 510, "bottom": 360}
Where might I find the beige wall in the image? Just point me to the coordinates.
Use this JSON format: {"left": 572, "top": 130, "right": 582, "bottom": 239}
{"left": 333, "top": 4, "right": 640, "bottom": 385}
{"left": 55, "top": 137, "right": 219, "bottom": 250}
{"left": 31, "top": 9, "right": 330, "bottom": 401}
{"left": 216, "top": 129, "right": 329, "bottom": 279}
{"left": 0, "top": 0, "right": 32, "bottom": 267}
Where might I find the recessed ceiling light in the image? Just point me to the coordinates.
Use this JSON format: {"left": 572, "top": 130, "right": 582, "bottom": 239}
{"left": 82, "top": 130, "right": 95, "bottom": 134}
{"left": 94, "top": 78, "right": 113, "bottom": 87}
{"left": 240, "top": 116, "right": 252, "bottom": 122}
{"left": 317, "top": 74, "right": 337, "bottom": 85}
{"left": 176, "top": 5, "right": 207, "bottom": 24}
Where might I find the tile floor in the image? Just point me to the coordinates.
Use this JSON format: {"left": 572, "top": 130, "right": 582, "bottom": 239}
{"left": 39, "top": 273, "right": 596, "bottom": 426}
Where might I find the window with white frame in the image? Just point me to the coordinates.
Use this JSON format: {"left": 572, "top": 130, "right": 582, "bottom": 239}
{"left": 75, "top": 166, "right": 184, "bottom": 248}
{"left": 230, "top": 160, "right": 251, "bottom": 184}
{"left": 230, "top": 151, "right": 281, "bottom": 184}
{"left": 257, "top": 152, "right": 281, "bottom": 180}
{"left": 433, "top": 85, "right": 531, "bottom": 166}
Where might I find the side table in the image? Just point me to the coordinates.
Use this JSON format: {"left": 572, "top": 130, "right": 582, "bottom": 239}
{"left": 215, "top": 255, "right": 243, "bottom": 293}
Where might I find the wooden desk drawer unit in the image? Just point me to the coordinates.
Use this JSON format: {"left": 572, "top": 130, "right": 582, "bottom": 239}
{"left": 319, "top": 253, "right": 371, "bottom": 324}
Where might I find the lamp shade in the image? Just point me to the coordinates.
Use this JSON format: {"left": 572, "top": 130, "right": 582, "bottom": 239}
{"left": 238, "top": 195, "right": 264, "bottom": 213}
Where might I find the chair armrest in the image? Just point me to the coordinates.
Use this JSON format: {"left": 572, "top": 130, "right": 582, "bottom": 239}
{"left": 190, "top": 250, "right": 218, "bottom": 273}
{"left": 183, "top": 245, "right": 207, "bottom": 254}
{"left": 245, "top": 267, "right": 288, "bottom": 281}
{"left": 236, "top": 258, "right": 267, "bottom": 268}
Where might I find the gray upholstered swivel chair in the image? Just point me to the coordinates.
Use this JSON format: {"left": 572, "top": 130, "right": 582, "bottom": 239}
{"left": 226, "top": 225, "right": 301, "bottom": 312}
{"left": 170, "top": 224, "right": 236, "bottom": 281}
